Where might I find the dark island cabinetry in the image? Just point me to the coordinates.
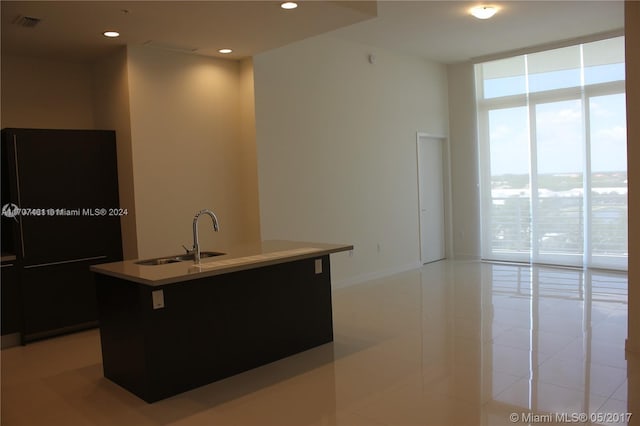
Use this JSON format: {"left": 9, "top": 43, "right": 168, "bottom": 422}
{"left": 94, "top": 255, "right": 334, "bottom": 403}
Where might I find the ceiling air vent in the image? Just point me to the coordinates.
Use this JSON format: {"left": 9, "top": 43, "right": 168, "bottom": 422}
{"left": 12, "top": 15, "right": 42, "bottom": 28}
{"left": 143, "top": 41, "right": 198, "bottom": 53}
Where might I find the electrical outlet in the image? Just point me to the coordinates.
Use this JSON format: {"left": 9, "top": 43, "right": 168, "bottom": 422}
{"left": 152, "top": 290, "right": 165, "bottom": 309}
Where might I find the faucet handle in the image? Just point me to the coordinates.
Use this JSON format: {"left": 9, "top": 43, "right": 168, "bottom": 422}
{"left": 182, "top": 244, "right": 194, "bottom": 254}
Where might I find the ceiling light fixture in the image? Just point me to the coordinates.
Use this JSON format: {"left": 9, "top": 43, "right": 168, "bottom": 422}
{"left": 280, "top": 2, "right": 298, "bottom": 10}
{"left": 218, "top": 48, "right": 233, "bottom": 54}
{"left": 103, "top": 31, "right": 120, "bottom": 38}
{"left": 469, "top": 5, "right": 498, "bottom": 19}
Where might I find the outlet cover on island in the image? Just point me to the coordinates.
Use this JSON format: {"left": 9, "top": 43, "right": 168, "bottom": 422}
{"left": 152, "top": 290, "right": 165, "bottom": 309}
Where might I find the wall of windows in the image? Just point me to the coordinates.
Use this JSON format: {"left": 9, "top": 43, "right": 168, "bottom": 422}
{"left": 476, "top": 36, "right": 627, "bottom": 270}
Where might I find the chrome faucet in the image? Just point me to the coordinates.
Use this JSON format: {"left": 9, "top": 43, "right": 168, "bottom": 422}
{"left": 191, "top": 209, "right": 219, "bottom": 264}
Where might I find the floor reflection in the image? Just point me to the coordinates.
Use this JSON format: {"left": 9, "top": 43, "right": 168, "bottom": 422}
{"left": 0, "top": 260, "right": 633, "bottom": 426}
{"left": 481, "top": 264, "right": 629, "bottom": 424}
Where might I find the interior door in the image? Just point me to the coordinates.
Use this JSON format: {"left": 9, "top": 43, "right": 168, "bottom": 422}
{"left": 418, "top": 134, "right": 446, "bottom": 264}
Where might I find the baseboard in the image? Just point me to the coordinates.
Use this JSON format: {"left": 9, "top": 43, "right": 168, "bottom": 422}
{"left": 333, "top": 261, "right": 422, "bottom": 289}
{"left": 453, "top": 253, "right": 482, "bottom": 261}
{"left": 22, "top": 321, "right": 98, "bottom": 344}
{"left": 1, "top": 333, "right": 21, "bottom": 349}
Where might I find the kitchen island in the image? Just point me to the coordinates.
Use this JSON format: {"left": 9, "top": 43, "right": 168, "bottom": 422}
{"left": 91, "top": 240, "right": 352, "bottom": 403}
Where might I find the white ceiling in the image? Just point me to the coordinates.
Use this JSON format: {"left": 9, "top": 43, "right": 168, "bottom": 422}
{"left": 0, "top": 1, "right": 377, "bottom": 61}
{"left": 0, "top": 1, "right": 625, "bottom": 64}
{"left": 331, "top": 1, "right": 625, "bottom": 63}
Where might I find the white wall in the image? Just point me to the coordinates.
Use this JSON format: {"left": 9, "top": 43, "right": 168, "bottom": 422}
{"left": 446, "top": 62, "right": 482, "bottom": 259}
{"left": 92, "top": 48, "right": 138, "bottom": 259}
{"left": 1, "top": 55, "right": 95, "bottom": 129}
{"left": 238, "top": 58, "right": 262, "bottom": 240}
{"left": 253, "top": 34, "right": 449, "bottom": 286}
{"left": 126, "top": 46, "right": 261, "bottom": 258}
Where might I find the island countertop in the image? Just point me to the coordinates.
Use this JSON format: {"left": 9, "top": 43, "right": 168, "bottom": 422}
{"left": 90, "top": 240, "right": 353, "bottom": 286}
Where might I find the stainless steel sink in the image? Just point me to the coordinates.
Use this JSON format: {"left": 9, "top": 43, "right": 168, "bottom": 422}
{"left": 135, "top": 251, "right": 224, "bottom": 266}
{"left": 173, "top": 251, "right": 224, "bottom": 261}
{"left": 136, "top": 258, "right": 182, "bottom": 266}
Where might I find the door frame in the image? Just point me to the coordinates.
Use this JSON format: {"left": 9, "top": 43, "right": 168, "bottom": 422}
{"left": 416, "top": 132, "right": 453, "bottom": 264}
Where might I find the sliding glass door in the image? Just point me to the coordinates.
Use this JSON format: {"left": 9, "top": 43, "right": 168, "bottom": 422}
{"left": 588, "top": 93, "right": 628, "bottom": 269}
{"left": 476, "top": 37, "right": 627, "bottom": 270}
{"left": 485, "top": 106, "right": 531, "bottom": 262}
{"left": 534, "top": 98, "right": 585, "bottom": 266}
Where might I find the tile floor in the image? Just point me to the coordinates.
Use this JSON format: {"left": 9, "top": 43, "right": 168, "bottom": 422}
{"left": 1, "top": 260, "right": 637, "bottom": 425}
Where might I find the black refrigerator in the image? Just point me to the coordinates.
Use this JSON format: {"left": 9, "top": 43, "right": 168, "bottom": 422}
{"left": 1, "top": 128, "right": 123, "bottom": 343}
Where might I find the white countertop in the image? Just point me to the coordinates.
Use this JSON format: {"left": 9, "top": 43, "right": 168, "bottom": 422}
{"left": 90, "top": 240, "right": 353, "bottom": 286}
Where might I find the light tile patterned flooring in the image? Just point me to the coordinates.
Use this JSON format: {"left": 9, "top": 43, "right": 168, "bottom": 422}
{"left": 1, "top": 260, "right": 637, "bottom": 425}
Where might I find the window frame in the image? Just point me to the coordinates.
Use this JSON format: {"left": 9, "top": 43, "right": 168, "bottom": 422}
{"left": 475, "top": 41, "right": 627, "bottom": 270}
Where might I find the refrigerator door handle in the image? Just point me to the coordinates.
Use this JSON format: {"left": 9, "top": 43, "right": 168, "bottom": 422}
{"left": 23, "top": 255, "right": 108, "bottom": 269}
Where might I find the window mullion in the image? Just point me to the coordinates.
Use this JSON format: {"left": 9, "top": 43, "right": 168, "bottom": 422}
{"left": 583, "top": 95, "right": 592, "bottom": 268}
{"left": 529, "top": 100, "right": 539, "bottom": 264}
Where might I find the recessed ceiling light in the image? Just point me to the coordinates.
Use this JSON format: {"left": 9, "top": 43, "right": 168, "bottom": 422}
{"left": 281, "top": 2, "right": 298, "bottom": 10}
{"left": 218, "top": 48, "right": 233, "bottom": 54}
{"left": 470, "top": 5, "right": 498, "bottom": 19}
{"left": 103, "top": 31, "right": 120, "bottom": 38}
